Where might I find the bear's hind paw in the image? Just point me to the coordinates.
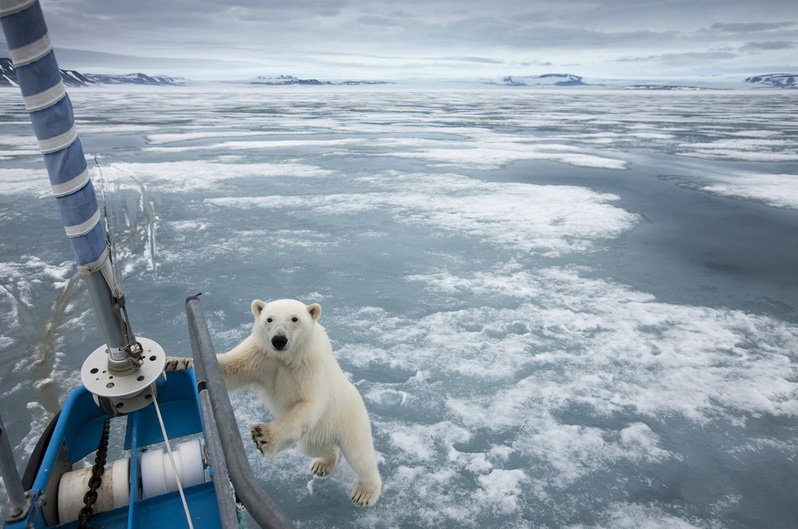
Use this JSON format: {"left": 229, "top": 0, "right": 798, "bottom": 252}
{"left": 309, "top": 458, "right": 337, "bottom": 478}
{"left": 350, "top": 480, "right": 381, "bottom": 507}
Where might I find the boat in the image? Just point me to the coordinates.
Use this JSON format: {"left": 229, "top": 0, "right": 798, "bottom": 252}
{"left": 0, "top": 1, "right": 293, "bottom": 527}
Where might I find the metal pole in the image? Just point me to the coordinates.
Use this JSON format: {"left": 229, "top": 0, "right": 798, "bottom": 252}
{"left": 185, "top": 295, "right": 294, "bottom": 529}
{"left": 0, "top": 411, "right": 32, "bottom": 523}
{"left": 186, "top": 298, "right": 239, "bottom": 528}
{"left": 197, "top": 389, "right": 240, "bottom": 529}
{"left": 188, "top": 311, "right": 240, "bottom": 529}
{"left": 84, "top": 272, "right": 127, "bottom": 351}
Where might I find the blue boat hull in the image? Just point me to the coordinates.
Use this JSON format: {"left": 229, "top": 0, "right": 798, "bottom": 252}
{"left": 7, "top": 370, "right": 222, "bottom": 529}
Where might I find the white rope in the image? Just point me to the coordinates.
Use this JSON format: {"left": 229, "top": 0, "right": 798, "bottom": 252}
{"left": 152, "top": 391, "right": 195, "bottom": 529}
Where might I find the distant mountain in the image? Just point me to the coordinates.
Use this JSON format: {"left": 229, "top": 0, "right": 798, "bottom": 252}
{"left": 0, "top": 58, "right": 186, "bottom": 87}
{"left": 80, "top": 72, "right": 186, "bottom": 85}
{"left": 250, "top": 75, "right": 389, "bottom": 86}
{"left": 251, "top": 75, "right": 328, "bottom": 85}
{"left": 490, "top": 73, "right": 590, "bottom": 87}
{"left": 619, "top": 84, "right": 712, "bottom": 91}
{"left": 61, "top": 69, "right": 93, "bottom": 86}
{"left": 744, "top": 73, "right": 797, "bottom": 89}
{"left": 485, "top": 72, "right": 798, "bottom": 90}
{"left": 1, "top": 58, "right": 16, "bottom": 86}
{"left": 4, "top": 59, "right": 795, "bottom": 90}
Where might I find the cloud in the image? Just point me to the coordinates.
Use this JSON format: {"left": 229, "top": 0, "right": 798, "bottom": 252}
{"left": 711, "top": 22, "right": 796, "bottom": 33}
{"left": 356, "top": 12, "right": 413, "bottom": 28}
{"left": 52, "top": 47, "right": 250, "bottom": 73}
{"left": 520, "top": 60, "right": 553, "bottom": 67}
{"left": 434, "top": 56, "right": 506, "bottom": 64}
{"left": 616, "top": 50, "right": 740, "bottom": 65}
{"left": 3, "top": 0, "right": 796, "bottom": 79}
{"left": 740, "top": 41, "right": 797, "bottom": 52}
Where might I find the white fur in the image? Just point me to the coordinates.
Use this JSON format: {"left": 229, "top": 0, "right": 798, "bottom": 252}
{"left": 216, "top": 298, "right": 382, "bottom": 507}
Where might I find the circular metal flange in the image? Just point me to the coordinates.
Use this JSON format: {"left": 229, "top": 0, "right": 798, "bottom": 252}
{"left": 81, "top": 337, "right": 166, "bottom": 414}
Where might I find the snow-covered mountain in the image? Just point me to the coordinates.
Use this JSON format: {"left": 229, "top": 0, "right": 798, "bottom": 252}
{"left": 250, "top": 75, "right": 328, "bottom": 85}
{"left": 484, "top": 72, "right": 798, "bottom": 90}
{"left": 619, "top": 83, "right": 713, "bottom": 91}
{"left": 249, "top": 74, "right": 388, "bottom": 86}
{"left": 0, "top": 58, "right": 186, "bottom": 87}
{"left": 490, "top": 73, "right": 589, "bottom": 87}
{"left": 3, "top": 59, "right": 796, "bottom": 90}
{"left": 0, "top": 58, "right": 15, "bottom": 86}
{"left": 744, "top": 73, "right": 796, "bottom": 89}
{"left": 80, "top": 72, "right": 186, "bottom": 85}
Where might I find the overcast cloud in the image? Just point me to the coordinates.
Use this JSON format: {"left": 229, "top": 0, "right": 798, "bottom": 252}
{"left": 2, "top": 0, "right": 796, "bottom": 79}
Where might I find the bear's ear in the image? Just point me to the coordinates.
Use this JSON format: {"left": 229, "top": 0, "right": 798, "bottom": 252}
{"left": 307, "top": 303, "right": 321, "bottom": 322}
{"left": 251, "top": 299, "right": 266, "bottom": 318}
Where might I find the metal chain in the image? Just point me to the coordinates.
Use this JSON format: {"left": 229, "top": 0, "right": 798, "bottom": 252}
{"left": 77, "top": 418, "right": 111, "bottom": 529}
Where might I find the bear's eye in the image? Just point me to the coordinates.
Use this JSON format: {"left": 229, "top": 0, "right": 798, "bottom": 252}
{"left": 266, "top": 317, "right": 273, "bottom": 323}
{"left": 291, "top": 317, "right": 298, "bottom": 323}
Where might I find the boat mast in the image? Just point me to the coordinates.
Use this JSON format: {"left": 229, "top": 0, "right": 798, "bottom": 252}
{"left": 1, "top": 0, "right": 154, "bottom": 411}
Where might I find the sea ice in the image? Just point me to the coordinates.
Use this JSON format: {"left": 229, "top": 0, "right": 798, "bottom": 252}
{"left": 0, "top": 86, "right": 795, "bottom": 529}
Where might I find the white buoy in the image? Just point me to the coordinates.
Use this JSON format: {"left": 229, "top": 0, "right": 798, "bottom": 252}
{"left": 58, "top": 457, "right": 130, "bottom": 524}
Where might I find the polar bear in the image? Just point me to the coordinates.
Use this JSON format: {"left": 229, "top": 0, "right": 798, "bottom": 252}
{"left": 165, "top": 298, "right": 382, "bottom": 507}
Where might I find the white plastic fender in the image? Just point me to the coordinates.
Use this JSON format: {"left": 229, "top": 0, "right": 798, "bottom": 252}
{"left": 141, "top": 438, "right": 205, "bottom": 499}
{"left": 58, "top": 438, "right": 205, "bottom": 522}
{"left": 58, "top": 457, "right": 130, "bottom": 524}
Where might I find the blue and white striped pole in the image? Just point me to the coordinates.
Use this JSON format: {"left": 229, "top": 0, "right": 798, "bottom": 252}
{"left": 1, "top": 0, "right": 140, "bottom": 374}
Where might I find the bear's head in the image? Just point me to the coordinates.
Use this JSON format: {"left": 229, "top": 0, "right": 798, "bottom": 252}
{"left": 251, "top": 298, "right": 322, "bottom": 356}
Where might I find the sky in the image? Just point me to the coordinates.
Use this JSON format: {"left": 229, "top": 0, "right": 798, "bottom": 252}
{"left": 1, "top": 0, "right": 797, "bottom": 80}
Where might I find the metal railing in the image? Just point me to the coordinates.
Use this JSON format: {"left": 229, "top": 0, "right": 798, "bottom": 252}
{"left": 185, "top": 294, "right": 295, "bottom": 529}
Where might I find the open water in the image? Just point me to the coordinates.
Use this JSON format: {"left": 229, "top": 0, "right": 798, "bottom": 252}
{"left": 1, "top": 85, "right": 797, "bottom": 528}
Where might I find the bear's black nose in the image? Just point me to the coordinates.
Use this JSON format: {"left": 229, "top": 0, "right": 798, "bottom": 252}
{"left": 271, "top": 335, "right": 288, "bottom": 351}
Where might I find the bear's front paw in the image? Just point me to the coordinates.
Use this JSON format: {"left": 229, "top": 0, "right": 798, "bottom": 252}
{"left": 250, "top": 423, "right": 278, "bottom": 459}
{"left": 164, "top": 357, "right": 194, "bottom": 371}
